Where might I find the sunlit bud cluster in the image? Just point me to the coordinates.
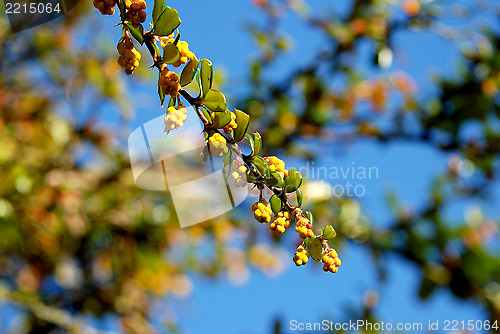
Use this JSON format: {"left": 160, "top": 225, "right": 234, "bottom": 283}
{"left": 252, "top": 200, "right": 273, "bottom": 224}
{"left": 294, "top": 209, "right": 314, "bottom": 239}
{"left": 208, "top": 133, "right": 228, "bottom": 157}
{"left": 322, "top": 248, "right": 341, "bottom": 273}
{"left": 293, "top": 245, "right": 310, "bottom": 266}
{"left": 159, "top": 69, "right": 181, "bottom": 97}
{"left": 230, "top": 163, "right": 248, "bottom": 187}
{"left": 175, "top": 41, "right": 195, "bottom": 67}
{"left": 350, "top": 18, "right": 368, "bottom": 36}
{"left": 125, "top": 0, "right": 147, "bottom": 27}
{"left": 223, "top": 112, "right": 237, "bottom": 134}
{"left": 402, "top": 0, "right": 421, "bottom": 17}
{"left": 264, "top": 156, "right": 288, "bottom": 177}
{"left": 160, "top": 35, "right": 196, "bottom": 67}
{"left": 93, "top": 0, "right": 116, "bottom": 15}
{"left": 269, "top": 211, "right": 291, "bottom": 234}
{"left": 164, "top": 106, "right": 187, "bottom": 132}
{"left": 117, "top": 38, "right": 141, "bottom": 75}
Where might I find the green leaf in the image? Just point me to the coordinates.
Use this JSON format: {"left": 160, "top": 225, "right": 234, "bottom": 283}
{"left": 246, "top": 133, "right": 255, "bottom": 155}
{"left": 284, "top": 169, "right": 302, "bottom": 193}
{"left": 119, "top": 0, "right": 126, "bottom": 22}
{"left": 168, "top": 96, "right": 175, "bottom": 108}
{"left": 202, "top": 89, "right": 227, "bottom": 111}
{"left": 253, "top": 132, "right": 262, "bottom": 156}
{"left": 162, "top": 43, "right": 181, "bottom": 64}
{"left": 195, "top": 72, "right": 202, "bottom": 96}
{"left": 212, "top": 111, "right": 232, "bottom": 129}
{"left": 246, "top": 172, "right": 257, "bottom": 183}
{"left": 251, "top": 156, "right": 269, "bottom": 178}
{"left": 173, "top": 30, "right": 180, "bottom": 44}
{"left": 152, "top": 0, "right": 164, "bottom": 25}
{"left": 269, "top": 171, "right": 285, "bottom": 188}
{"left": 270, "top": 195, "right": 282, "bottom": 215}
{"left": 306, "top": 211, "right": 314, "bottom": 230}
{"left": 233, "top": 109, "right": 250, "bottom": 142}
{"left": 322, "top": 225, "right": 337, "bottom": 240}
{"left": 201, "top": 107, "right": 212, "bottom": 125}
{"left": 296, "top": 188, "right": 303, "bottom": 207}
{"left": 158, "top": 86, "right": 165, "bottom": 106}
{"left": 223, "top": 150, "right": 233, "bottom": 170}
{"left": 180, "top": 57, "right": 200, "bottom": 87}
{"left": 200, "top": 58, "right": 213, "bottom": 98}
{"left": 152, "top": 42, "right": 162, "bottom": 61}
{"left": 152, "top": 6, "right": 181, "bottom": 36}
{"left": 307, "top": 237, "right": 323, "bottom": 261}
{"left": 124, "top": 22, "right": 144, "bottom": 44}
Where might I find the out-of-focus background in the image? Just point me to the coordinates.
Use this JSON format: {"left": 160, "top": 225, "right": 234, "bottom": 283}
{"left": 0, "top": 0, "right": 500, "bottom": 333}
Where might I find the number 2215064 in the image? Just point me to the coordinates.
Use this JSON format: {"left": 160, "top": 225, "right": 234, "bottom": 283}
{"left": 443, "top": 320, "right": 498, "bottom": 331}
{"left": 5, "top": 2, "right": 61, "bottom": 14}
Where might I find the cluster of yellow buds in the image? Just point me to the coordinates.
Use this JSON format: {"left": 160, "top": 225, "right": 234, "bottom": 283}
{"left": 269, "top": 211, "right": 291, "bottom": 234}
{"left": 164, "top": 106, "right": 187, "bottom": 132}
{"left": 93, "top": 0, "right": 116, "bottom": 15}
{"left": 294, "top": 209, "right": 314, "bottom": 239}
{"left": 125, "top": 0, "right": 147, "bottom": 27}
{"left": 223, "top": 112, "right": 237, "bottom": 134}
{"left": 264, "top": 156, "right": 288, "bottom": 177}
{"left": 230, "top": 162, "right": 247, "bottom": 187}
{"left": 252, "top": 200, "right": 273, "bottom": 224}
{"left": 293, "top": 245, "right": 310, "bottom": 266}
{"left": 158, "top": 69, "right": 181, "bottom": 97}
{"left": 117, "top": 38, "right": 141, "bottom": 75}
{"left": 174, "top": 41, "right": 195, "bottom": 67}
{"left": 322, "top": 249, "right": 341, "bottom": 273}
{"left": 208, "top": 133, "right": 228, "bottom": 157}
{"left": 161, "top": 36, "right": 195, "bottom": 67}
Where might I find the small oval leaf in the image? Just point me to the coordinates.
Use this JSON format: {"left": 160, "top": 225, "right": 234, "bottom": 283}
{"left": 270, "top": 195, "right": 282, "bottom": 215}
{"left": 233, "top": 109, "right": 250, "bottom": 142}
{"left": 246, "top": 133, "right": 255, "bottom": 155}
{"left": 201, "top": 107, "right": 212, "bottom": 125}
{"left": 152, "top": 0, "right": 164, "bottom": 25}
{"left": 202, "top": 89, "right": 227, "bottom": 111}
{"left": 168, "top": 96, "right": 175, "bottom": 108}
{"left": 296, "top": 188, "right": 303, "bottom": 207}
{"left": 158, "top": 86, "right": 165, "bottom": 106}
{"left": 246, "top": 172, "right": 257, "bottom": 183}
{"left": 323, "top": 225, "right": 337, "bottom": 240}
{"left": 223, "top": 150, "right": 233, "bottom": 169}
{"left": 180, "top": 57, "right": 200, "bottom": 87}
{"left": 212, "top": 111, "right": 232, "bottom": 129}
{"left": 162, "top": 42, "right": 180, "bottom": 64}
{"left": 152, "top": 6, "right": 181, "bottom": 36}
{"left": 125, "top": 23, "right": 144, "bottom": 44}
{"left": 270, "top": 171, "right": 285, "bottom": 188}
{"left": 284, "top": 169, "right": 302, "bottom": 193}
{"left": 200, "top": 58, "right": 213, "bottom": 98}
{"left": 308, "top": 237, "right": 323, "bottom": 261}
{"left": 251, "top": 156, "right": 269, "bottom": 178}
{"left": 253, "top": 132, "right": 262, "bottom": 156}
